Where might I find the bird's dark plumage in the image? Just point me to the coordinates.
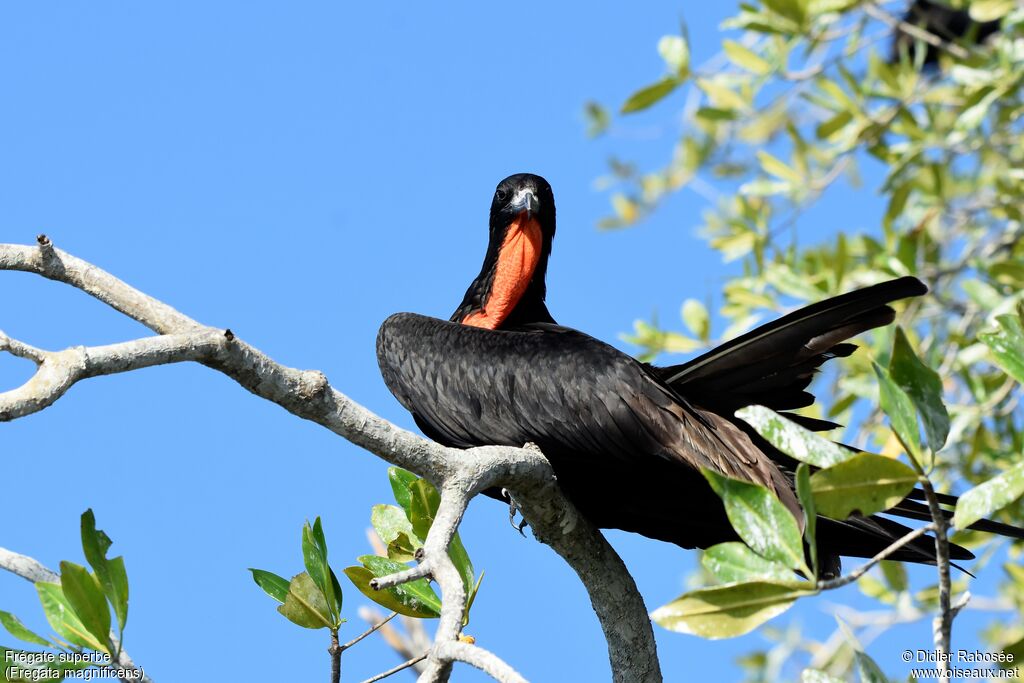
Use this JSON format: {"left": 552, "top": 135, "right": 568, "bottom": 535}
{"left": 377, "top": 172, "right": 1024, "bottom": 574}
{"left": 891, "top": 0, "right": 1002, "bottom": 67}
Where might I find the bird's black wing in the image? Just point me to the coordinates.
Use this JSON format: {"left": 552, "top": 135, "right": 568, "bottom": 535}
{"left": 654, "top": 276, "right": 1023, "bottom": 546}
{"left": 657, "top": 276, "right": 927, "bottom": 413}
{"left": 376, "top": 312, "right": 800, "bottom": 517}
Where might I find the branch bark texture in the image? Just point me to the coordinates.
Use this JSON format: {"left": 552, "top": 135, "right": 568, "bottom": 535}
{"left": 0, "top": 239, "right": 662, "bottom": 683}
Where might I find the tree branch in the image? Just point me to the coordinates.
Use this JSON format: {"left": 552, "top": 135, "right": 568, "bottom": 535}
{"left": 358, "top": 607, "right": 430, "bottom": 676}
{"left": 361, "top": 652, "right": 430, "bottom": 683}
{"left": 342, "top": 611, "right": 398, "bottom": 651}
{"left": 864, "top": 2, "right": 971, "bottom": 60}
{"left": 0, "top": 240, "right": 662, "bottom": 683}
{"left": 816, "top": 522, "right": 936, "bottom": 591}
{"left": 920, "top": 479, "right": 955, "bottom": 683}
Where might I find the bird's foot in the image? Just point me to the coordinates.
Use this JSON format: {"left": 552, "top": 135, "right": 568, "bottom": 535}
{"left": 501, "top": 488, "right": 529, "bottom": 537}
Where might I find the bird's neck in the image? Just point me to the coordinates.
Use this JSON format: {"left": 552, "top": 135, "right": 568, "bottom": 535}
{"left": 451, "top": 241, "right": 555, "bottom": 330}
{"left": 491, "top": 275, "right": 555, "bottom": 328}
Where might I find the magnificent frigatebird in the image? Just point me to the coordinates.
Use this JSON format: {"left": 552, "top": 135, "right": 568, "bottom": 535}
{"left": 377, "top": 173, "right": 1023, "bottom": 574}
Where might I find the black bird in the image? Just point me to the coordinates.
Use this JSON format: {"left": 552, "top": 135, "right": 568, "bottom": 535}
{"left": 377, "top": 173, "right": 1024, "bottom": 574}
{"left": 891, "top": 0, "right": 1002, "bottom": 67}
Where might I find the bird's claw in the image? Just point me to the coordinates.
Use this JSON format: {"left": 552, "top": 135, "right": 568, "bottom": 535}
{"left": 502, "top": 488, "right": 529, "bottom": 536}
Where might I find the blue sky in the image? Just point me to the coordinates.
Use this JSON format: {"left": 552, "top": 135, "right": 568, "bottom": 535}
{"left": 0, "top": 3, "right": 1011, "bottom": 682}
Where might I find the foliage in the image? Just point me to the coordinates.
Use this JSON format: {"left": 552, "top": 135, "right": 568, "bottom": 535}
{"left": 594, "top": 0, "right": 1024, "bottom": 678}
{"left": 251, "top": 468, "right": 481, "bottom": 635}
{"left": 1, "top": 510, "right": 128, "bottom": 681}
{"left": 251, "top": 517, "right": 346, "bottom": 631}
{"left": 345, "top": 467, "right": 481, "bottom": 624}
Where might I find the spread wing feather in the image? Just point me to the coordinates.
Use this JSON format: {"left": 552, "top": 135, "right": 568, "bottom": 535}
{"left": 657, "top": 276, "right": 927, "bottom": 413}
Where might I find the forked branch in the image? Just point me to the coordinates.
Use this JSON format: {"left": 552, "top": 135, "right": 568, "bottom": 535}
{"left": 0, "top": 239, "right": 661, "bottom": 683}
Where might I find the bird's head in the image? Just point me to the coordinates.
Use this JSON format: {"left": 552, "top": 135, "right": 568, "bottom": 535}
{"left": 488, "top": 172, "right": 556, "bottom": 242}
{"left": 452, "top": 173, "right": 557, "bottom": 330}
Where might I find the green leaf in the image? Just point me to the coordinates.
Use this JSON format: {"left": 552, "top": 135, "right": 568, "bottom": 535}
{"left": 611, "top": 193, "right": 639, "bottom": 224}
{"left": 344, "top": 557, "right": 441, "bottom": 619}
{"left": 970, "top": 0, "right": 1016, "bottom": 21}
{"left": 58, "top": 561, "right": 110, "bottom": 653}
{"left": 880, "top": 561, "right": 908, "bottom": 594}
{"left": 809, "top": 453, "right": 919, "bottom": 519}
{"left": 583, "top": 100, "right": 609, "bottom": 138}
{"left": 464, "top": 570, "right": 485, "bottom": 627}
{"left": 889, "top": 327, "right": 949, "bottom": 453}
{"left": 980, "top": 313, "right": 1024, "bottom": 384}
{"left": 963, "top": 279, "right": 1004, "bottom": 310}
{"left": 957, "top": 85, "right": 1001, "bottom": 132}
{"left": 652, "top": 580, "right": 814, "bottom": 638}
{"left": 398, "top": 477, "right": 473, "bottom": 586}
{"left": 953, "top": 461, "right": 1024, "bottom": 530}
{"left": 681, "top": 299, "right": 710, "bottom": 341}
{"left": 816, "top": 110, "right": 853, "bottom": 140}
{"left": 621, "top": 77, "right": 681, "bottom": 114}
{"left": 249, "top": 569, "right": 291, "bottom": 603}
{"left": 301, "top": 518, "right": 337, "bottom": 621}
{"left": 736, "top": 405, "right": 855, "bottom": 468}
{"left": 855, "top": 650, "right": 889, "bottom": 683}
{"left": 701, "top": 543, "right": 794, "bottom": 583}
{"left": 311, "top": 516, "right": 329, "bottom": 555}
{"left": 409, "top": 479, "right": 441, "bottom": 541}
{"left": 724, "top": 5, "right": 802, "bottom": 33}
{"left": 79, "top": 510, "right": 128, "bottom": 635}
{"left": 318, "top": 520, "right": 343, "bottom": 619}
{"left": 884, "top": 182, "right": 911, "bottom": 231}
{"left": 739, "top": 179, "right": 791, "bottom": 196}
{"left": 448, "top": 533, "right": 475, "bottom": 595}
{"left": 796, "top": 464, "right": 818, "bottom": 578}
{"left": 763, "top": 0, "right": 807, "bottom": 25}
{"left": 0, "top": 611, "right": 51, "bottom": 647}
{"left": 697, "top": 78, "right": 750, "bottom": 112}
{"left": 277, "top": 572, "right": 334, "bottom": 629}
{"left": 372, "top": 504, "right": 421, "bottom": 549}
{"left": 388, "top": 467, "right": 419, "bottom": 517}
{"left": 723, "top": 40, "right": 772, "bottom": 74}
{"left": 79, "top": 510, "right": 112, "bottom": 569}
{"left": 359, "top": 556, "right": 441, "bottom": 614}
{"left": 702, "top": 469, "right": 808, "bottom": 573}
{"left": 104, "top": 556, "right": 128, "bottom": 638}
{"left": 386, "top": 531, "right": 420, "bottom": 563}
{"left": 696, "top": 107, "right": 739, "bottom": 122}
{"left": 35, "top": 582, "right": 105, "bottom": 652}
{"left": 658, "top": 35, "right": 690, "bottom": 77}
{"left": 330, "top": 568, "right": 344, "bottom": 619}
{"left": 872, "top": 361, "right": 922, "bottom": 464}
{"left": 756, "top": 150, "right": 803, "bottom": 184}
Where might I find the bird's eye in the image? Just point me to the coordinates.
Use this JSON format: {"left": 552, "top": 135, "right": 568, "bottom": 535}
{"left": 495, "top": 189, "right": 508, "bottom": 202}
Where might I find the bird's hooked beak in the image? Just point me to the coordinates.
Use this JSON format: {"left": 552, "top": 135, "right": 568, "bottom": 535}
{"left": 510, "top": 188, "right": 540, "bottom": 220}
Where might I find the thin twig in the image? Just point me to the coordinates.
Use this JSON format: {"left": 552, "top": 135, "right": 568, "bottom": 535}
{"left": 920, "top": 478, "right": 954, "bottom": 683}
{"left": 358, "top": 607, "right": 430, "bottom": 676}
{"left": 360, "top": 652, "right": 429, "bottom": 683}
{"left": 0, "top": 330, "right": 46, "bottom": 364}
{"left": 864, "top": 2, "right": 971, "bottom": 60}
{"left": 817, "top": 522, "right": 936, "bottom": 590}
{"left": 341, "top": 612, "right": 398, "bottom": 651}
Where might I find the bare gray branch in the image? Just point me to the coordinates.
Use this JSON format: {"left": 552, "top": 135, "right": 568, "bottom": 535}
{"left": 0, "top": 240, "right": 662, "bottom": 683}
